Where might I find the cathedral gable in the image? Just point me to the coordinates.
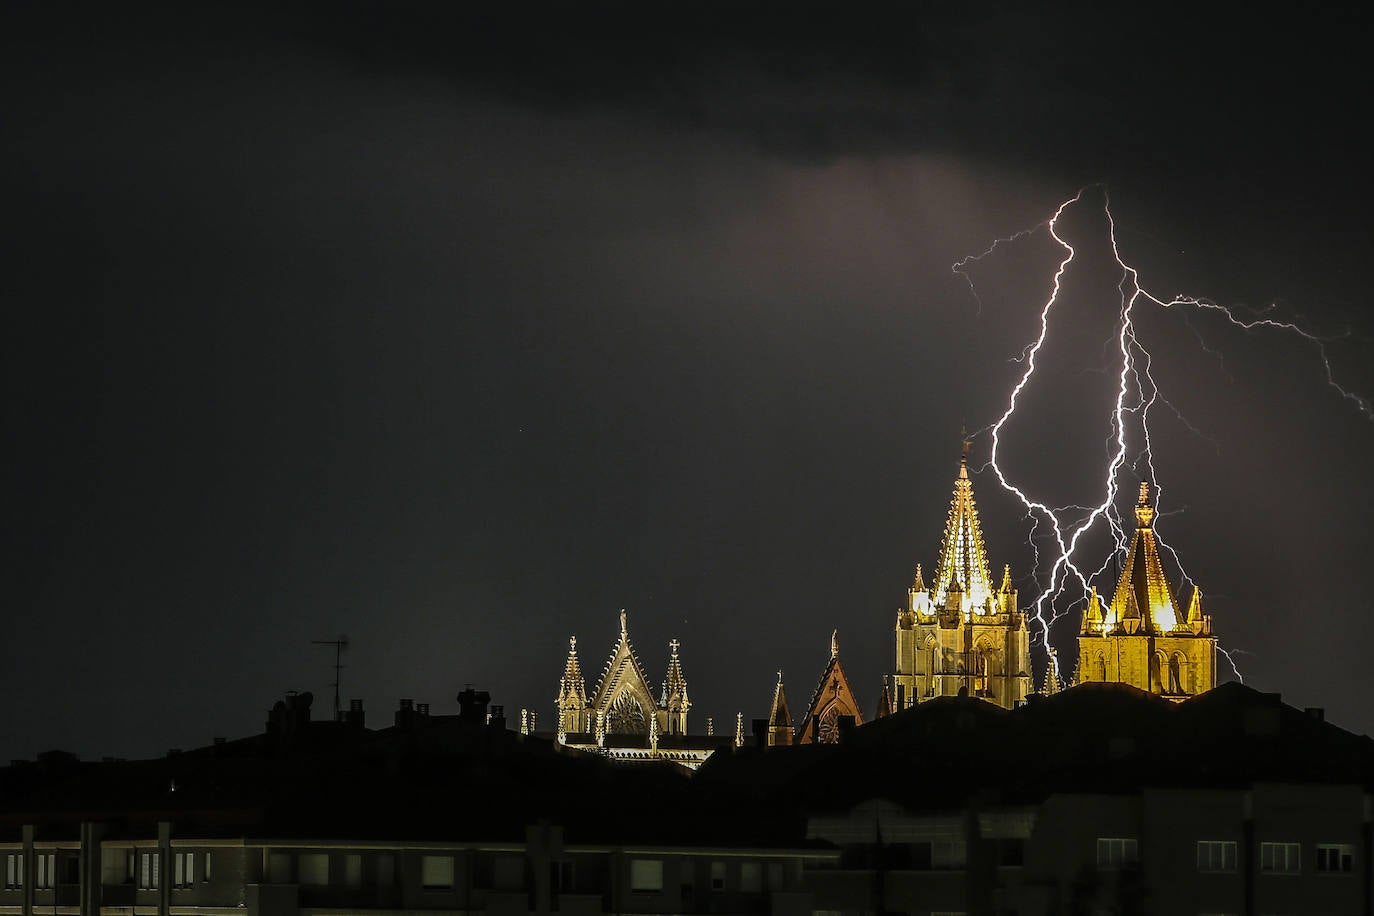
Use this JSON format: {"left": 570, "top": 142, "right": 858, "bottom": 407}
{"left": 589, "top": 610, "right": 660, "bottom": 735}
{"left": 798, "top": 631, "right": 864, "bottom": 744}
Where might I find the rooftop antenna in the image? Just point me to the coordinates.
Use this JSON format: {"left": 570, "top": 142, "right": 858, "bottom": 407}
{"left": 311, "top": 635, "right": 349, "bottom": 721}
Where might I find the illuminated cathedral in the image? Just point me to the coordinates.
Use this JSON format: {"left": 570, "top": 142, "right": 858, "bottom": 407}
{"left": 554, "top": 610, "right": 724, "bottom": 768}
{"left": 890, "top": 452, "right": 1033, "bottom": 711}
{"left": 1075, "top": 481, "right": 1216, "bottom": 697}
{"left": 549, "top": 461, "right": 1220, "bottom": 763}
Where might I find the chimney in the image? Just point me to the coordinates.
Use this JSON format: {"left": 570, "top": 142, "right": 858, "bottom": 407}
{"left": 456, "top": 687, "right": 492, "bottom": 725}
{"left": 345, "top": 699, "right": 366, "bottom": 728}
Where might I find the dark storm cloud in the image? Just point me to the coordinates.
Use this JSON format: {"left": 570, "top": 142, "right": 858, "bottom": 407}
{"left": 4, "top": 2, "right": 1374, "bottom": 762}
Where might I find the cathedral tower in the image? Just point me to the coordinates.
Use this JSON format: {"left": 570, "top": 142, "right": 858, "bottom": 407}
{"left": 1076, "top": 482, "right": 1216, "bottom": 698}
{"left": 892, "top": 452, "right": 1032, "bottom": 710}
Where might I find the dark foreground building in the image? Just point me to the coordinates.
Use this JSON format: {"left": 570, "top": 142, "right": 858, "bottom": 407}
{"left": 3, "top": 683, "right": 1372, "bottom": 916}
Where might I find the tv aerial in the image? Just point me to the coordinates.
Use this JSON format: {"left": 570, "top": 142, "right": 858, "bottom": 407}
{"left": 311, "top": 634, "right": 350, "bottom": 721}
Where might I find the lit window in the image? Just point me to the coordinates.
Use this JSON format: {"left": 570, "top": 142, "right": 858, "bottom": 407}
{"left": 4, "top": 854, "right": 20, "bottom": 890}
{"left": 172, "top": 852, "right": 196, "bottom": 888}
{"left": 1316, "top": 844, "right": 1354, "bottom": 874}
{"left": 1259, "top": 842, "right": 1300, "bottom": 874}
{"left": 1096, "top": 838, "right": 1138, "bottom": 869}
{"left": 139, "top": 852, "right": 160, "bottom": 890}
{"left": 629, "top": 859, "right": 663, "bottom": 893}
{"left": 1197, "top": 840, "right": 1237, "bottom": 872}
{"left": 36, "top": 854, "right": 55, "bottom": 889}
{"left": 420, "top": 855, "right": 454, "bottom": 889}
{"left": 740, "top": 862, "right": 762, "bottom": 893}
{"left": 297, "top": 854, "right": 328, "bottom": 887}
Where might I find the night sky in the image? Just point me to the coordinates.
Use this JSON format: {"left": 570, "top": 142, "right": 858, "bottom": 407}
{"left": 6, "top": 3, "right": 1374, "bottom": 763}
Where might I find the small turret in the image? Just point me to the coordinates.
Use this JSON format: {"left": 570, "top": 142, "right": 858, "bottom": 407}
{"left": 660, "top": 638, "right": 690, "bottom": 735}
{"left": 555, "top": 636, "right": 589, "bottom": 738}
{"left": 1082, "top": 586, "right": 1103, "bottom": 634}
{"left": 767, "top": 670, "right": 794, "bottom": 746}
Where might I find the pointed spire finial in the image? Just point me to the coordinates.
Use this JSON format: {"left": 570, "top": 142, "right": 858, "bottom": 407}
{"left": 1134, "top": 481, "right": 1155, "bottom": 528}
{"left": 570, "top": 635, "right": 577, "bottom": 650}
{"left": 961, "top": 421, "right": 972, "bottom": 462}
{"left": 831, "top": 628, "right": 839, "bottom": 659}
{"left": 669, "top": 638, "right": 680, "bottom": 656}
{"left": 619, "top": 608, "right": 627, "bottom": 635}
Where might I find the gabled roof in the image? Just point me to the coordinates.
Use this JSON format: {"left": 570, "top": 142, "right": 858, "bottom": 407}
{"left": 589, "top": 610, "right": 658, "bottom": 711}
{"left": 797, "top": 631, "right": 864, "bottom": 744}
{"left": 932, "top": 455, "right": 994, "bottom": 609}
{"left": 1107, "top": 482, "right": 1181, "bottom": 632}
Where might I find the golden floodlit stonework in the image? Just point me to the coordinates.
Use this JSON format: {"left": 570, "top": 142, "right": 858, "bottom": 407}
{"left": 1076, "top": 482, "right": 1216, "bottom": 698}
{"left": 891, "top": 453, "right": 1033, "bottom": 710}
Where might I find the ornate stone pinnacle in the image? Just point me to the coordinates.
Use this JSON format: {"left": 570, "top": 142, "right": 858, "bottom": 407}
{"left": 669, "top": 638, "right": 679, "bottom": 655}
{"left": 1135, "top": 481, "right": 1155, "bottom": 528}
{"left": 831, "top": 628, "right": 839, "bottom": 658}
{"left": 619, "top": 608, "right": 627, "bottom": 635}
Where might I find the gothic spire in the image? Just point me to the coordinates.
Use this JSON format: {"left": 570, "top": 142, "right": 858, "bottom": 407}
{"left": 1107, "top": 482, "right": 1181, "bottom": 633}
{"left": 768, "top": 670, "right": 792, "bottom": 729}
{"left": 661, "top": 638, "right": 690, "bottom": 712}
{"left": 933, "top": 452, "right": 994, "bottom": 612}
{"left": 557, "top": 636, "right": 587, "bottom": 706}
{"left": 1042, "top": 647, "right": 1062, "bottom": 695}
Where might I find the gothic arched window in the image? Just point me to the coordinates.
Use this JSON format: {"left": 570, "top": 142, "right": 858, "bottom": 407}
{"left": 607, "top": 693, "right": 649, "bottom": 735}
{"left": 1149, "top": 652, "right": 1164, "bottom": 694}
{"left": 818, "top": 707, "right": 841, "bottom": 744}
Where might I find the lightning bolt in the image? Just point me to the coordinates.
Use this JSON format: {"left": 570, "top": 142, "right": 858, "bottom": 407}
{"left": 954, "top": 186, "right": 1370, "bottom": 686}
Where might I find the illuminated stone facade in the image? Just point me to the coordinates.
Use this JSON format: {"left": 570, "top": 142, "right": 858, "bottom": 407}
{"left": 798, "top": 631, "right": 864, "bottom": 744}
{"left": 1076, "top": 482, "right": 1216, "bottom": 698}
{"left": 555, "top": 610, "right": 721, "bottom": 768}
{"left": 892, "top": 455, "right": 1033, "bottom": 710}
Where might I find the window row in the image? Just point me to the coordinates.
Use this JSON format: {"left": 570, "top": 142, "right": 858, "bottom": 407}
{"left": 1095, "top": 839, "right": 1358, "bottom": 875}
{"left": 6, "top": 854, "right": 81, "bottom": 889}
{"left": 135, "top": 851, "right": 212, "bottom": 889}
{"left": 630, "top": 858, "right": 786, "bottom": 894}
